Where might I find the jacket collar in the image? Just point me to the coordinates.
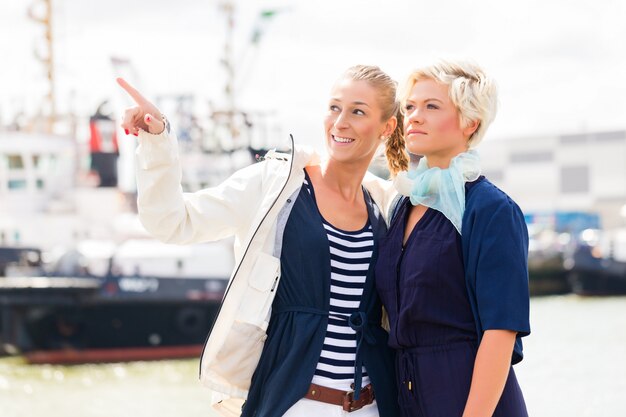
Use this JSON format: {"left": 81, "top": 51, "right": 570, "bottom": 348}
{"left": 264, "top": 142, "right": 320, "bottom": 171}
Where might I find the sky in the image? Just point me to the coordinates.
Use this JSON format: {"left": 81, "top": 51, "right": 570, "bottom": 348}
{"left": 1, "top": 0, "right": 625, "bottom": 149}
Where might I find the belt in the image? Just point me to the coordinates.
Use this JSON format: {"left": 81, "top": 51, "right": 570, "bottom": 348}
{"left": 274, "top": 307, "right": 377, "bottom": 397}
{"left": 303, "top": 383, "right": 375, "bottom": 412}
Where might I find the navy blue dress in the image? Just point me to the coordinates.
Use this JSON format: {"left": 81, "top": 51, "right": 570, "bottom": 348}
{"left": 375, "top": 197, "right": 528, "bottom": 417}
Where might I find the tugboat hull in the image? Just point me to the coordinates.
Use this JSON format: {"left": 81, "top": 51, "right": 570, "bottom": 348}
{"left": 0, "top": 275, "right": 226, "bottom": 363}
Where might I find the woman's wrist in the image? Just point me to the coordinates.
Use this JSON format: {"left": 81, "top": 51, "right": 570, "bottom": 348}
{"left": 142, "top": 114, "right": 169, "bottom": 136}
{"left": 160, "top": 114, "right": 170, "bottom": 134}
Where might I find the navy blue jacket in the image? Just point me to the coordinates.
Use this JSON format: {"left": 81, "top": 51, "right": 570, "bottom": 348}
{"left": 242, "top": 185, "right": 399, "bottom": 417}
{"left": 388, "top": 176, "right": 530, "bottom": 363}
{"left": 462, "top": 177, "right": 530, "bottom": 364}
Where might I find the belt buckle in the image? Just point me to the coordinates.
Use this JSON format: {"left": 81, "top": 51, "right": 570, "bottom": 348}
{"left": 342, "top": 390, "right": 364, "bottom": 413}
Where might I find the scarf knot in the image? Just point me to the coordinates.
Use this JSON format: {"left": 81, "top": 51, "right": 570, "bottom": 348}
{"left": 393, "top": 150, "right": 481, "bottom": 234}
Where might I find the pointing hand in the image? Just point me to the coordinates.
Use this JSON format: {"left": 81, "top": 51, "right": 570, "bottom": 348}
{"left": 116, "top": 77, "right": 166, "bottom": 135}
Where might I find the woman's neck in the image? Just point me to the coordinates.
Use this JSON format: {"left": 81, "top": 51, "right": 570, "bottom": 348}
{"left": 316, "top": 159, "right": 368, "bottom": 202}
{"left": 424, "top": 147, "right": 469, "bottom": 169}
{"left": 425, "top": 155, "right": 452, "bottom": 169}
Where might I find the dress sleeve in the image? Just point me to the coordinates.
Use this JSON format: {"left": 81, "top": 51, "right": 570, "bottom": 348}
{"left": 134, "top": 129, "right": 263, "bottom": 245}
{"left": 474, "top": 198, "right": 530, "bottom": 337}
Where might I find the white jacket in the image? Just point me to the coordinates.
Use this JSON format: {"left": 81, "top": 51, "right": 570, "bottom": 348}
{"left": 135, "top": 131, "right": 396, "bottom": 416}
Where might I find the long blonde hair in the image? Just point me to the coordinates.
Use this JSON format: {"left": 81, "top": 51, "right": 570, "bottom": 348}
{"left": 343, "top": 65, "right": 409, "bottom": 176}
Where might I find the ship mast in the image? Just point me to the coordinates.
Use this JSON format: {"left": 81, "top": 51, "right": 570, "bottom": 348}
{"left": 28, "top": 0, "right": 56, "bottom": 133}
{"left": 215, "top": 2, "right": 281, "bottom": 148}
{"left": 219, "top": 1, "right": 237, "bottom": 141}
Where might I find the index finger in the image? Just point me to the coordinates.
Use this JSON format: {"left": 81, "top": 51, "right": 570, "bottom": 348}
{"left": 116, "top": 77, "right": 148, "bottom": 105}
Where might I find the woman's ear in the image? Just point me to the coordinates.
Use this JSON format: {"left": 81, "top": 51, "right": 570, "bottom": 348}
{"left": 463, "top": 119, "right": 480, "bottom": 138}
{"left": 382, "top": 116, "right": 398, "bottom": 139}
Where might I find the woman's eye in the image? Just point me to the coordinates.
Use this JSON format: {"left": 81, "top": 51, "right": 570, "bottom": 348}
{"left": 353, "top": 109, "right": 365, "bottom": 116}
{"left": 426, "top": 103, "right": 439, "bottom": 110}
{"left": 404, "top": 104, "right": 414, "bottom": 111}
{"left": 329, "top": 105, "right": 340, "bottom": 112}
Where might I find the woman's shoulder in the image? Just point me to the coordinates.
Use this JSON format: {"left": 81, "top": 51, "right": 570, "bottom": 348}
{"left": 462, "top": 178, "right": 529, "bottom": 268}
{"left": 463, "top": 177, "right": 527, "bottom": 236}
{"left": 258, "top": 145, "right": 319, "bottom": 175}
{"left": 465, "top": 176, "right": 519, "bottom": 213}
{"left": 246, "top": 147, "right": 301, "bottom": 178}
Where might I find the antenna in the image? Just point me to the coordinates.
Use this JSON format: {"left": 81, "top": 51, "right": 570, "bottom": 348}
{"left": 214, "top": 2, "right": 284, "bottom": 149}
{"left": 219, "top": 1, "right": 237, "bottom": 140}
{"left": 28, "top": 0, "right": 56, "bottom": 134}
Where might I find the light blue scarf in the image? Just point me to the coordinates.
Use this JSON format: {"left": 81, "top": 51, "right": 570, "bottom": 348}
{"left": 393, "top": 150, "right": 481, "bottom": 234}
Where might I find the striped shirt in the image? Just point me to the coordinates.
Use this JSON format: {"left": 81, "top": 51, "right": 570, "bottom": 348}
{"left": 303, "top": 176, "right": 372, "bottom": 391}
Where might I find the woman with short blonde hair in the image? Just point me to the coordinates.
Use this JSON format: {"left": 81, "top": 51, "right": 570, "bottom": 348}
{"left": 376, "top": 59, "right": 530, "bottom": 417}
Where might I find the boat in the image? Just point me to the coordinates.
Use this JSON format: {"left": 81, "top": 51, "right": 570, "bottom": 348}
{"left": 0, "top": 124, "right": 240, "bottom": 363}
{"left": 565, "top": 228, "right": 626, "bottom": 295}
{"left": 0, "top": 238, "right": 233, "bottom": 364}
{"left": 0, "top": 120, "right": 239, "bottom": 363}
{"left": 525, "top": 211, "right": 601, "bottom": 295}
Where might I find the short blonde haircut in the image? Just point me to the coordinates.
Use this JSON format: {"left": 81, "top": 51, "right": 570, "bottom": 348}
{"left": 402, "top": 60, "right": 498, "bottom": 148}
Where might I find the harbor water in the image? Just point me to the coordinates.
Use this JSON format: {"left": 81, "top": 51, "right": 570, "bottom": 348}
{"left": 1, "top": 295, "right": 625, "bottom": 417}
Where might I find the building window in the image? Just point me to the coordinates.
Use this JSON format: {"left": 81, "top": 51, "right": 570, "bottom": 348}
{"left": 560, "top": 130, "right": 626, "bottom": 145}
{"left": 559, "top": 133, "right": 588, "bottom": 145}
{"left": 510, "top": 151, "right": 553, "bottom": 163}
{"left": 8, "top": 179, "right": 27, "bottom": 189}
{"left": 36, "top": 154, "right": 56, "bottom": 169}
{"left": 6, "top": 154, "right": 25, "bottom": 169}
{"left": 561, "top": 166, "right": 589, "bottom": 193}
{"left": 593, "top": 130, "right": 626, "bottom": 142}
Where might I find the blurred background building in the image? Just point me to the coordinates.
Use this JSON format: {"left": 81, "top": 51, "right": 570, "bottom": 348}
{"left": 481, "top": 129, "right": 626, "bottom": 228}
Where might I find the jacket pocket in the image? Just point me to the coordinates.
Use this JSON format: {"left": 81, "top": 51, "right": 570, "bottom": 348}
{"left": 207, "top": 253, "right": 280, "bottom": 393}
{"left": 212, "top": 320, "right": 267, "bottom": 391}
{"left": 235, "top": 252, "right": 281, "bottom": 329}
